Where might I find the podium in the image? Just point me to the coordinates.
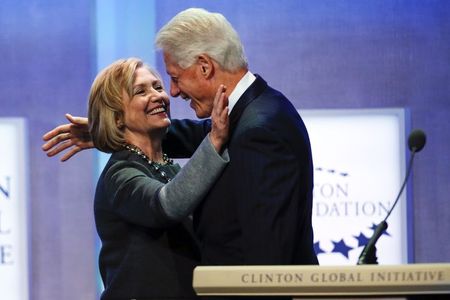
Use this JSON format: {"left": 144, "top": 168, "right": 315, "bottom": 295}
{"left": 193, "top": 263, "right": 450, "bottom": 298}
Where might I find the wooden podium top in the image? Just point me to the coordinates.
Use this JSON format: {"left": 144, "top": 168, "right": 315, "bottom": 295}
{"left": 193, "top": 263, "right": 450, "bottom": 297}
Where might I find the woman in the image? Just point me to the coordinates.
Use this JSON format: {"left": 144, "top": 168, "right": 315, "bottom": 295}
{"left": 86, "top": 58, "right": 229, "bottom": 299}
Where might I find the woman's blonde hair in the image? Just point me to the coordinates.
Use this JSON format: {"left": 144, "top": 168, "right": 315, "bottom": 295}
{"left": 88, "top": 57, "right": 161, "bottom": 153}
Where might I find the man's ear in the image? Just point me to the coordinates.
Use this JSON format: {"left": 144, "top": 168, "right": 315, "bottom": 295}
{"left": 197, "top": 54, "right": 214, "bottom": 78}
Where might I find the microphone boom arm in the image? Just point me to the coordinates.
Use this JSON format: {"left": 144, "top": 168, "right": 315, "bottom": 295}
{"left": 357, "top": 150, "right": 417, "bottom": 265}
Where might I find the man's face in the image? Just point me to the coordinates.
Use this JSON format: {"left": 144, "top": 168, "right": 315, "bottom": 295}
{"left": 163, "top": 52, "right": 214, "bottom": 119}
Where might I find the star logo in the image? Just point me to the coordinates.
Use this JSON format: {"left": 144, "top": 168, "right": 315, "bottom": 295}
{"left": 314, "top": 241, "right": 326, "bottom": 255}
{"left": 315, "top": 224, "right": 392, "bottom": 261}
{"left": 331, "top": 239, "right": 353, "bottom": 258}
{"left": 354, "top": 232, "right": 371, "bottom": 247}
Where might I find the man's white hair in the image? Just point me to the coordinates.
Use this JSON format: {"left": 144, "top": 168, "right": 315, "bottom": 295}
{"left": 155, "top": 8, "right": 248, "bottom": 71}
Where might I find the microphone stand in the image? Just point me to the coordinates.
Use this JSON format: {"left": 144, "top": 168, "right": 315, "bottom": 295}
{"left": 357, "top": 150, "right": 417, "bottom": 265}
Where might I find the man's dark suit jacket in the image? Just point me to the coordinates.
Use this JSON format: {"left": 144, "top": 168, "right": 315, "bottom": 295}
{"left": 164, "top": 75, "right": 318, "bottom": 267}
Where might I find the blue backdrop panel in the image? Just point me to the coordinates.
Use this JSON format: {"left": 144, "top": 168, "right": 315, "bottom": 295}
{"left": 1, "top": 1, "right": 450, "bottom": 299}
{"left": 1, "top": 1, "right": 96, "bottom": 299}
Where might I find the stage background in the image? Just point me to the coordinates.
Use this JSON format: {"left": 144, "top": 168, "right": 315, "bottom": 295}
{"left": 1, "top": 0, "right": 449, "bottom": 299}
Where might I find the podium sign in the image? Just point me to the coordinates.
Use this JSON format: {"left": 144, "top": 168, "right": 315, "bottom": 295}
{"left": 0, "top": 118, "right": 29, "bottom": 300}
{"left": 193, "top": 264, "right": 450, "bottom": 296}
{"left": 301, "top": 109, "right": 409, "bottom": 265}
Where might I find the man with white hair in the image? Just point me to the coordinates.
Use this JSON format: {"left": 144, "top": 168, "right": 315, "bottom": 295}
{"left": 156, "top": 8, "right": 318, "bottom": 268}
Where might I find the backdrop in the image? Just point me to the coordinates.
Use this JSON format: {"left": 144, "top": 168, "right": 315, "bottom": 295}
{"left": 1, "top": 0, "right": 449, "bottom": 299}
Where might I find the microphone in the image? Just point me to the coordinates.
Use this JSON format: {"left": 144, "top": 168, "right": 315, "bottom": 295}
{"left": 408, "top": 129, "right": 426, "bottom": 152}
{"left": 357, "top": 129, "right": 426, "bottom": 265}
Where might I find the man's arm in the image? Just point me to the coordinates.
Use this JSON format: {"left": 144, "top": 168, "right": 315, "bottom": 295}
{"left": 163, "top": 119, "right": 211, "bottom": 158}
{"left": 42, "top": 114, "right": 93, "bottom": 161}
{"left": 41, "top": 115, "right": 211, "bottom": 161}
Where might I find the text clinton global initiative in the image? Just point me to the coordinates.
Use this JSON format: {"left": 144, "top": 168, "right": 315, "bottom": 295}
{"left": 240, "top": 270, "right": 445, "bottom": 284}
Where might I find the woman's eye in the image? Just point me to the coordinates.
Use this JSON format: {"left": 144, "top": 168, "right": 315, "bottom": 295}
{"left": 154, "top": 85, "right": 163, "bottom": 91}
{"left": 134, "top": 90, "right": 145, "bottom": 95}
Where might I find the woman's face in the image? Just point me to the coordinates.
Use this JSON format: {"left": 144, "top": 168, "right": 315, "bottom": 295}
{"left": 122, "top": 67, "right": 171, "bottom": 138}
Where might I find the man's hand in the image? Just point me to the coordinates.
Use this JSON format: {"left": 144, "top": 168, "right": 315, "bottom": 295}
{"left": 209, "top": 84, "right": 229, "bottom": 153}
{"left": 42, "top": 113, "right": 93, "bottom": 161}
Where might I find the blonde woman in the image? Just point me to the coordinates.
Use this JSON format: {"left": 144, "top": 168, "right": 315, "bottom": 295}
{"left": 82, "top": 58, "right": 228, "bottom": 299}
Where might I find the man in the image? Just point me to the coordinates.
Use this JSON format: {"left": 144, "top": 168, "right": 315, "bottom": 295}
{"left": 155, "top": 8, "right": 318, "bottom": 267}
{"left": 43, "top": 7, "right": 318, "bottom": 296}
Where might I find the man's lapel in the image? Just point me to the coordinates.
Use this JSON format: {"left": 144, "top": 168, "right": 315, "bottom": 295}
{"left": 228, "top": 75, "right": 268, "bottom": 133}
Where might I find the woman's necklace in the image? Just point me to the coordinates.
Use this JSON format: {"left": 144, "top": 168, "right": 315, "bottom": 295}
{"left": 124, "top": 143, "right": 174, "bottom": 183}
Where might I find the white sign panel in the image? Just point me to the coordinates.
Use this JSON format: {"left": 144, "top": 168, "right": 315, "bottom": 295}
{"left": 301, "top": 109, "right": 408, "bottom": 265}
{"left": 0, "top": 118, "right": 29, "bottom": 299}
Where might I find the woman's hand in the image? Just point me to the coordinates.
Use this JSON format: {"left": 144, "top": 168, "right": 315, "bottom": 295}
{"left": 42, "top": 113, "right": 93, "bottom": 161}
{"left": 209, "top": 84, "right": 229, "bottom": 153}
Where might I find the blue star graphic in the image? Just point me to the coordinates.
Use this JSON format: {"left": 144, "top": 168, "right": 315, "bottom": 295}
{"left": 331, "top": 239, "right": 353, "bottom": 258}
{"left": 369, "top": 223, "right": 391, "bottom": 237}
{"left": 354, "top": 232, "right": 370, "bottom": 247}
{"left": 314, "top": 241, "right": 326, "bottom": 255}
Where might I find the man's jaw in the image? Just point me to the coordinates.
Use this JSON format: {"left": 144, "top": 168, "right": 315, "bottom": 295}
{"left": 181, "top": 93, "right": 191, "bottom": 102}
{"left": 179, "top": 94, "right": 205, "bottom": 117}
